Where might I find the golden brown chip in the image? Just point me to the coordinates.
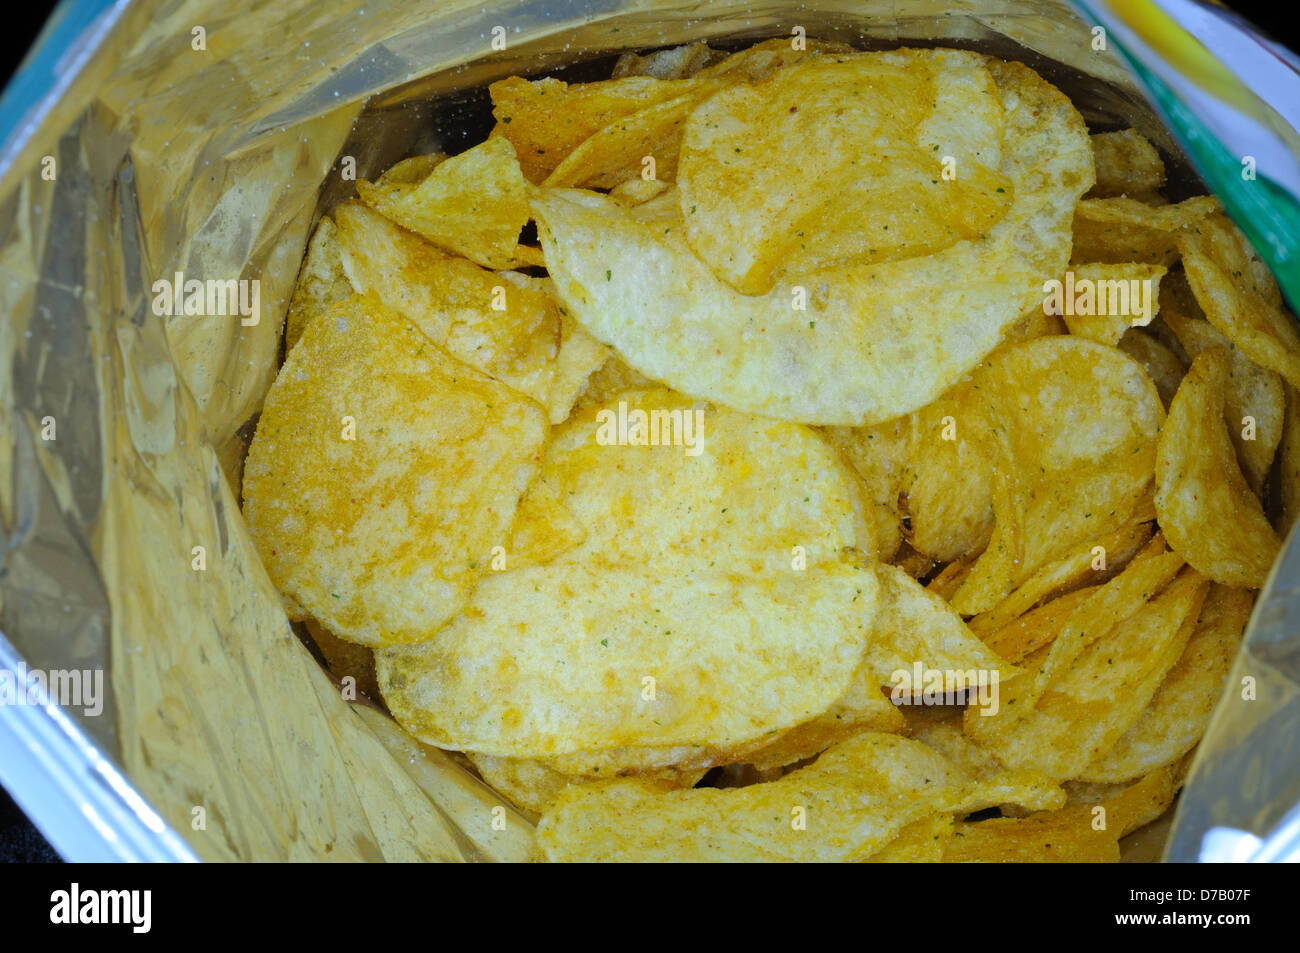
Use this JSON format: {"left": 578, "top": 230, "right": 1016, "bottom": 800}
{"left": 1177, "top": 211, "right": 1300, "bottom": 389}
{"left": 1161, "top": 284, "right": 1283, "bottom": 495}
{"left": 243, "top": 294, "right": 548, "bottom": 647}
{"left": 1155, "top": 348, "right": 1280, "bottom": 587}
{"left": 544, "top": 80, "right": 729, "bottom": 189}
{"left": 357, "top": 137, "right": 534, "bottom": 270}
{"left": 944, "top": 810, "right": 1120, "bottom": 862}
{"left": 949, "top": 337, "right": 1163, "bottom": 615}
{"left": 489, "top": 74, "right": 706, "bottom": 182}
{"left": 967, "top": 521, "right": 1155, "bottom": 638}
{"left": 679, "top": 49, "right": 1013, "bottom": 294}
{"left": 1071, "top": 194, "right": 1218, "bottom": 265}
{"left": 1079, "top": 584, "right": 1252, "bottom": 782}
{"left": 1054, "top": 262, "right": 1165, "bottom": 345}
{"left": 536, "top": 732, "right": 1063, "bottom": 862}
{"left": 334, "top": 201, "right": 562, "bottom": 408}
{"left": 1087, "top": 128, "right": 1166, "bottom": 199}
{"left": 966, "top": 569, "right": 1206, "bottom": 780}
{"left": 1118, "top": 328, "right": 1186, "bottom": 409}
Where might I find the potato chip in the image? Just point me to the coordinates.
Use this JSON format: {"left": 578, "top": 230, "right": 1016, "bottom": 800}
{"left": 372, "top": 152, "right": 447, "bottom": 186}
{"left": 1161, "top": 282, "right": 1283, "bottom": 494}
{"left": 967, "top": 521, "right": 1156, "bottom": 638}
{"left": 865, "top": 565, "right": 1016, "bottom": 693}
{"left": 1066, "top": 763, "right": 1181, "bottom": 837}
{"left": 822, "top": 416, "right": 912, "bottom": 560}
{"left": 243, "top": 294, "right": 548, "bottom": 646}
{"left": 570, "top": 354, "right": 657, "bottom": 415}
{"left": 303, "top": 618, "right": 379, "bottom": 700}
{"left": 1087, "top": 129, "right": 1166, "bottom": 199}
{"left": 357, "top": 137, "right": 532, "bottom": 270}
{"left": 497, "top": 270, "right": 610, "bottom": 423}
{"left": 489, "top": 74, "right": 707, "bottom": 182}
{"left": 679, "top": 49, "right": 1014, "bottom": 294}
{"left": 1155, "top": 348, "right": 1280, "bottom": 587}
{"left": 981, "top": 585, "right": 1097, "bottom": 664}
{"left": 515, "top": 386, "right": 874, "bottom": 570}
{"left": 944, "top": 808, "right": 1120, "bottom": 862}
{"left": 1079, "top": 584, "right": 1252, "bottom": 782}
{"left": 1118, "top": 329, "right": 1185, "bottom": 409}
{"left": 607, "top": 176, "right": 670, "bottom": 207}
{"left": 544, "top": 80, "right": 729, "bottom": 189}
{"left": 1177, "top": 211, "right": 1300, "bottom": 389}
{"left": 284, "top": 217, "right": 355, "bottom": 353}
{"left": 863, "top": 814, "right": 954, "bottom": 862}
{"left": 375, "top": 562, "right": 878, "bottom": 759}
{"left": 535, "top": 732, "right": 1063, "bottom": 862}
{"left": 468, "top": 752, "right": 705, "bottom": 817}
{"left": 901, "top": 379, "right": 997, "bottom": 562}
{"left": 904, "top": 712, "right": 1007, "bottom": 779}
{"left": 1070, "top": 195, "right": 1218, "bottom": 265}
{"left": 334, "top": 202, "right": 563, "bottom": 408}
{"left": 991, "top": 536, "right": 1182, "bottom": 718}
{"left": 534, "top": 60, "right": 1092, "bottom": 425}
{"left": 966, "top": 569, "right": 1207, "bottom": 779}
{"left": 1055, "top": 262, "right": 1165, "bottom": 345}
{"left": 891, "top": 542, "right": 937, "bottom": 580}
{"left": 927, "top": 558, "right": 974, "bottom": 602}
{"left": 743, "top": 565, "right": 1015, "bottom": 771}
{"left": 949, "top": 337, "right": 1163, "bottom": 615}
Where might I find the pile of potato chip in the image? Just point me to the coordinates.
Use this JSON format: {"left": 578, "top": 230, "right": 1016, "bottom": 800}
{"left": 242, "top": 37, "right": 1295, "bottom": 861}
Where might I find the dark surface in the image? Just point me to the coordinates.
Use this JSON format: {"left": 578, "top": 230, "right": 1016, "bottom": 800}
{"left": 0, "top": 786, "right": 59, "bottom": 863}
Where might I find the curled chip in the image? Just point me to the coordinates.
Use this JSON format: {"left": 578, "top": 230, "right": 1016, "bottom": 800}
{"left": 357, "top": 137, "right": 534, "bottom": 270}
{"left": 375, "top": 563, "right": 878, "bottom": 760}
{"left": 1161, "top": 280, "right": 1283, "bottom": 495}
{"left": 1080, "top": 584, "right": 1252, "bottom": 783}
{"left": 901, "top": 379, "right": 997, "bottom": 562}
{"left": 1118, "top": 329, "right": 1186, "bottom": 409}
{"left": 1070, "top": 194, "right": 1218, "bottom": 265}
{"left": 1177, "top": 211, "right": 1300, "bottom": 389}
{"left": 334, "top": 202, "right": 565, "bottom": 412}
{"left": 243, "top": 294, "right": 548, "bottom": 646}
{"left": 678, "top": 49, "right": 1013, "bottom": 294}
{"left": 1086, "top": 128, "right": 1166, "bottom": 199}
{"left": 966, "top": 569, "right": 1207, "bottom": 780}
{"left": 489, "top": 74, "right": 713, "bottom": 183}
{"left": 533, "top": 58, "right": 1092, "bottom": 425}
{"left": 745, "top": 564, "right": 1015, "bottom": 771}
{"left": 1054, "top": 262, "right": 1165, "bottom": 346}
{"left": 864, "top": 565, "right": 1015, "bottom": 694}
{"left": 1155, "top": 348, "right": 1281, "bottom": 587}
{"left": 535, "top": 733, "right": 1063, "bottom": 862}
{"left": 543, "top": 79, "right": 730, "bottom": 189}
{"left": 950, "top": 337, "right": 1163, "bottom": 615}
